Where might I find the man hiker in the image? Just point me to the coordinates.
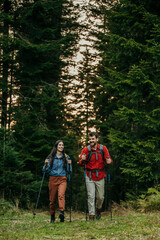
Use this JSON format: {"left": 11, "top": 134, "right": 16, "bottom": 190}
{"left": 78, "top": 132, "right": 113, "bottom": 221}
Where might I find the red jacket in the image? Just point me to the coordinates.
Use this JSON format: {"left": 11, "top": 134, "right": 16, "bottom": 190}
{"left": 78, "top": 143, "right": 113, "bottom": 181}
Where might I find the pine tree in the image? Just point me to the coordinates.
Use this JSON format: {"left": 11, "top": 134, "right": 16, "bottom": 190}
{"left": 0, "top": 0, "right": 80, "bottom": 205}
{"left": 95, "top": 0, "right": 160, "bottom": 200}
{"left": 65, "top": 1, "right": 104, "bottom": 141}
{"left": 0, "top": 0, "right": 19, "bottom": 199}
{"left": 12, "top": 0, "right": 79, "bottom": 205}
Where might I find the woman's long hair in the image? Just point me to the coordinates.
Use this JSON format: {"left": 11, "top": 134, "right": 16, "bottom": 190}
{"left": 48, "top": 140, "right": 67, "bottom": 169}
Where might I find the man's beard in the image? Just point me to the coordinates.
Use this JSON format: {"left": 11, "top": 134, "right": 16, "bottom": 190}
{"left": 90, "top": 142, "right": 96, "bottom": 147}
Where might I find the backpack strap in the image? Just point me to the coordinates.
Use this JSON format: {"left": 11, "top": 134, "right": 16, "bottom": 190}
{"left": 100, "top": 144, "right": 105, "bottom": 164}
{"left": 64, "top": 153, "right": 68, "bottom": 160}
{"left": 87, "top": 144, "right": 105, "bottom": 163}
{"left": 86, "top": 144, "right": 106, "bottom": 180}
{"left": 87, "top": 145, "right": 92, "bottom": 163}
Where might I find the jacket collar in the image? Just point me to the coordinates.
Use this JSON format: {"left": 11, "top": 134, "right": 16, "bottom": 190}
{"left": 90, "top": 143, "right": 100, "bottom": 151}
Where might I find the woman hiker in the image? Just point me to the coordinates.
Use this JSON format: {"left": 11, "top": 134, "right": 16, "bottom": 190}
{"left": 43, "top": 140, "right": 72, "bottom": 223}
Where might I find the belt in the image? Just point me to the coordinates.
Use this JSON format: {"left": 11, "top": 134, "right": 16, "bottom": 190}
{"left": 85, "top": 168, "right": 105, "bottom": 180}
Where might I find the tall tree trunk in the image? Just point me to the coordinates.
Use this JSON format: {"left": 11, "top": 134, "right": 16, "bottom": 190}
{"left": 1, "top": 0, "right": 10, "bottom": 129}
{"left": 1, "top": 0, "right": 11, "bottom": 199}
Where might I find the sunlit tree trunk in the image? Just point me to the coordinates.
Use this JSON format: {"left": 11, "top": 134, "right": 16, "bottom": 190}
{"left": 1, "top": 0, "right": 12, "bottom": 200}
{"left": 1, "top": 0, "right": 10, "bottom": 129}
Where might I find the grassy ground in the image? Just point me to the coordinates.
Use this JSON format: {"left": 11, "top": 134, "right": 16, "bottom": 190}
{"left": 0, "top": 209, "right": 160, "bottom": 240}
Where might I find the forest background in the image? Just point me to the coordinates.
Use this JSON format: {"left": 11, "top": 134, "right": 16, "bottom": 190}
{"left": 0, "top": 0, "right": 160, "bottom": 213}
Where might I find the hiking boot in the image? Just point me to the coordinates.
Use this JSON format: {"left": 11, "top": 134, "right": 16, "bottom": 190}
{"left": 59, "top": 210, "right": 65, "bottom": 222}
{"left": 96, "top": 208, "right": 101, "bottom": 220}
{"left": 50, "top": 214, "right": 55, "bottom": 223}
{"left": 89, "top": 215, "right": 95, "bottom": 221}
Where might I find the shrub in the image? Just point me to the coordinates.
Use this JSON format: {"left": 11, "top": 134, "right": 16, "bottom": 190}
{"left": 0, "top": 199, "right": 20, "bottom": 216}
{"left": 137, "top": 188, "right": 160, "bottom": 212}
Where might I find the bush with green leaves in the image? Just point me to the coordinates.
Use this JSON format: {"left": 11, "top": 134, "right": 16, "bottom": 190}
{"left": 0, "top": 199, "right": 16, "bottom": 216}
{"left": 137, "top": 188, "right": 160, "bottom": 212}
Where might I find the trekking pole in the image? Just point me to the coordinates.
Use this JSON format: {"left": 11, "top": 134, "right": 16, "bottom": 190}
{"left": 33, "top": 163, "right": 47, "bottom": 218}
{"left": 68, "top": 163, "right": 72, "bottom": 222}
{"left": 83, "top": 154, "right": 88, "bottom": 221}
{"left": 107, "top": 160, "right": 112, "bottom": 221}
{"left": 65, "top": 154, "right": 72, "bottom": 222}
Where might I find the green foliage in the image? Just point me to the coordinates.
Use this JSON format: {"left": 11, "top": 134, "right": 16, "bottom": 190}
{"left": 0, "top": 199, "right": 14, "bottom": 216}
{"left": 2, "top": 0, "right": 160, "bottom": 211}
{"left": 0, "top": 199, "right": 21, "bottom": 216}
{"left": 0, "top": 0, "right": 80, "bottom": 209}
{"left": 94, "top": 0, "right": 160, "bottom": 201}
{"left": 0, "top": 128, "right": 35, "bottom": 207}
{"left": 137, "top": 188, "right": 160, "bottom": 212}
